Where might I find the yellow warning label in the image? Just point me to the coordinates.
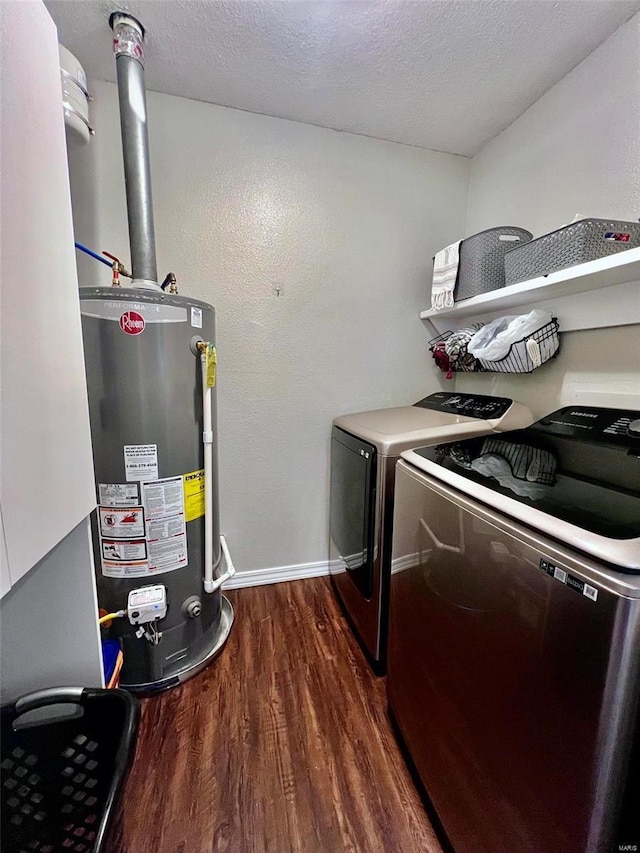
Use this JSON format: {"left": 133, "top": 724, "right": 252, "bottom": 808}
{"left": 183, "top": 469, "right": 205, "bottom": 522}
{"left": 206, "top": 345, "right": 217, "bottom": 388}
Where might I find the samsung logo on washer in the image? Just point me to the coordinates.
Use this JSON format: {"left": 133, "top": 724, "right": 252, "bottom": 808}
{"left": 570, "top": 411, "right": 599, "bottom": 418}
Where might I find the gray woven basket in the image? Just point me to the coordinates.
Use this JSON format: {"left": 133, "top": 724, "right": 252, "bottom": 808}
{"left": 455, "top": 226, "right": 533, "bottom": 300}
{"left": 505, "top": 218, "right": 640, "bottom": 286}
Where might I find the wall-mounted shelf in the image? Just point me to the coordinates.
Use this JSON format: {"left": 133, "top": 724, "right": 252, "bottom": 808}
{"left": 421, "top": 247, "right": 640, "bottom": 333}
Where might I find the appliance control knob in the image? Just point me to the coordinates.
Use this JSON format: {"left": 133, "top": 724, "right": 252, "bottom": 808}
{"left": 627, "top": 419, "right": 640, "bottom": 437}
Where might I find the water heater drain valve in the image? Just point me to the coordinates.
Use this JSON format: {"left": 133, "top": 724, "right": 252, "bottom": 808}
{"left": 182, "top": 596, "right": 202, "bottom": 619}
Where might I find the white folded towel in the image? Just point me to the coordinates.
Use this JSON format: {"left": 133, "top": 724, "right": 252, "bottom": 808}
{"left": 431, "top": 240, "right": 461, "bottom": 311}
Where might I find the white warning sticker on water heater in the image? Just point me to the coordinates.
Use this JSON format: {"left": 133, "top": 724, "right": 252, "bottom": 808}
{"left": 124, "top": 444, "right": 158, "bottom": 482}
{"left": 190, "top": 306, "right": 203, "bottom": 328}
{"left": 99, "top": 482, "right": 139, "bottom": 507}
{"left": 102, "top": 539, "right": 147, "bottom": 563}
{"left": 99, "top": 506, "right": 145, "bottom": 539}
{"left": 100, "top": 510, "right": 150, "bottom": 577}
{"left": 99, "top": 476, "right": 188, "bottom": 579}
{"left": 142, "top": 477, "right": 188, "bottom": 574}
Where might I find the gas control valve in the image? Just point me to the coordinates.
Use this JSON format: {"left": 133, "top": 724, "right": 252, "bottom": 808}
{"left": 127, "top": 585, "right": 167, "bottom": 625}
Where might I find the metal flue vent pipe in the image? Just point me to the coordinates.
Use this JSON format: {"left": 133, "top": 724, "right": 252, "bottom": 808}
{"left": 109, "top": 12, "right": 158, "bottom": 287}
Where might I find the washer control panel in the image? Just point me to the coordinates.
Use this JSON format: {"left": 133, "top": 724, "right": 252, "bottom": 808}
{"left": 537, "top": 406, "right": 640, "bottom": 446}
{"left": 414, "top": 392, "right": 513, "bottom": 420}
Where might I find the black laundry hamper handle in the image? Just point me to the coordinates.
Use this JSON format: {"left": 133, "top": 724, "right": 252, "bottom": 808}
{"left": 11, "top": 686, "right": 86, "bottom": 715}
{"left": 2, "top": 687, "right": 139, "bottom": 853}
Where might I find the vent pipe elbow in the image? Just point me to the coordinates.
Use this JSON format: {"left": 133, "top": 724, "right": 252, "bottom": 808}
{"left": 110, "top": 12, "right": 158, "bottom": 288}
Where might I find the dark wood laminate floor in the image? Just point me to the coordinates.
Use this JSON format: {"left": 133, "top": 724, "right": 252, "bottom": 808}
{"left": 110, "top": 578, "right": 443, "bottom": 853}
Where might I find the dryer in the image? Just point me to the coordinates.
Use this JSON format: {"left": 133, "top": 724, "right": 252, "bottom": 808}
{"left": 329, "top": 392, "right": 532, "bottom": 670}
{"left": 387, "top": 405, "right": 640, "bottom": 853}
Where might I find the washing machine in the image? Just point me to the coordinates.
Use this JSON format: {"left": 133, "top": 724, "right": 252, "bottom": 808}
{"left": 387, "top": 404, "right": 640, "bottom": 853}
{"left": 329, "top": 392, "right": 532, "bottom": 670}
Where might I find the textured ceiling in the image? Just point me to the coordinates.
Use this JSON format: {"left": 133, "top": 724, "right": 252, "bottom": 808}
{"left": 46, "top": 0, "right": 640, "bottom": 156}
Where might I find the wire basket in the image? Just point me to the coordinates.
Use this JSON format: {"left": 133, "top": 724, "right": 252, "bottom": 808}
{"left": 428, "top": 330, "right": 481, "bottom": 375}
{"left": 475, "top": 318, "right": 560, "bottom": 373}
{"left": 504, "top": 218, "right": 640, "bottom": 286}
{"left": 428, "top": 330, "right": 453, "bottom": 348}
{"left": 429, "top": 320, "right": 560, "bottom": 375}
{"left": 1, "top": 687, "right": 139, "bottom": 853}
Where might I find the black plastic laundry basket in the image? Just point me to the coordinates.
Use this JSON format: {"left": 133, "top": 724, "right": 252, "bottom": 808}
{"left": 1, "top": 687, "right": 139, "bottom": 853}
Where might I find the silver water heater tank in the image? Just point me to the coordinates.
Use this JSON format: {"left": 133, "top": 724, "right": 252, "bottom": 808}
{"left": 80, "top": 288, "right": 233, "bottom": 691}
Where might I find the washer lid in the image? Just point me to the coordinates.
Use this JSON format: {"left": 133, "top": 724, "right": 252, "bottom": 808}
{"left": 333, "top": 393, "right": 532, "bottom": 455}
{"left": 402, "top": 405, "right": 640, "bottom": 570}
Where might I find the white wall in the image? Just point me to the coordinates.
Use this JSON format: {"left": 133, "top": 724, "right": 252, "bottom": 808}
{"left": 466, "top": 13, "right": 640, "bottom": 238}
{"left": 69, "top": 85, "right": 469, "bottom": 573}
{"left": 457, "top": 14, "right": 640, "bottom": 416}
{"left": 0, "top": 519, "right": 104, "bottom": 703}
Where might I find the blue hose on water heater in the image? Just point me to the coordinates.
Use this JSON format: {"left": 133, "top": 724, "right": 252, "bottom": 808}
{"left": 75, "top": 241, "right": 114, "bottom": 268}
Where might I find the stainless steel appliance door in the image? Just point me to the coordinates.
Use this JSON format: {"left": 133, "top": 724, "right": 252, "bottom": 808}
{"left": 387, "top": 461, "right": 640, "bottom": 853}
{"left": 330, "top": 427, "right": 376, "bottom": 599}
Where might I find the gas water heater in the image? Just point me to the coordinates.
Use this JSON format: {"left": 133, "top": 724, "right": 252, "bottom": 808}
{"left": 79, "top": 14, "right": 233, "bottom": 691}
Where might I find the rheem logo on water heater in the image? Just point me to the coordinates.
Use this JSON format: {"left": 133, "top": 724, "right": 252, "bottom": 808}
{"left": 119, "top": 310, "right": 146, "bottom": 335}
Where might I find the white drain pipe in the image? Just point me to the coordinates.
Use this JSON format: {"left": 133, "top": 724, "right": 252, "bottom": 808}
{"left": 200, "top": 349, "right": 214, "bottom": 592}
{"left": 212, "top": 534, "right": 236, "bottom": 593}
{"left": 199, "top": 348, "right": 235, "bottom": 593}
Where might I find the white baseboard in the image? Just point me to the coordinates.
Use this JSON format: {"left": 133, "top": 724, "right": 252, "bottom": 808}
{"left": 225, "top": 553, "right": 420, "bottom": 590}
{"left": 391, "top": 552, "right": 420, "bottom": 574}
{"left": 225, "top": 560, "right": 332, "bottom": 590}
